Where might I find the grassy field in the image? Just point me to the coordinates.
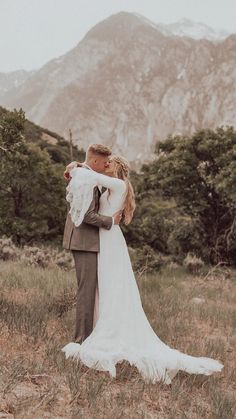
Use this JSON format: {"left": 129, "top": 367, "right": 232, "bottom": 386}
{"left": 0, "top": 261, "right": 235, "bottom": 418}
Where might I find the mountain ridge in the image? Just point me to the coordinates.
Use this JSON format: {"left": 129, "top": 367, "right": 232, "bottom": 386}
{"left": 0, "top": 12, "right": 235, "bottom": 163}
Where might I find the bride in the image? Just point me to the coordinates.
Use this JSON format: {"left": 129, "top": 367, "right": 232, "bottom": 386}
{"left": 62, "top": 155, "right": 223, "bottom": 384}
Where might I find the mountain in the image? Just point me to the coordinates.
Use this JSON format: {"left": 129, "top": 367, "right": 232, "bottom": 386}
{"left": 0, "top": 12, "right": 235, "bottom": 164}
{"left": 156, "top": 18, "right": 230, "bottom": 41}
{"left": 0, "top": 70, "right": 34, "bottom": 96}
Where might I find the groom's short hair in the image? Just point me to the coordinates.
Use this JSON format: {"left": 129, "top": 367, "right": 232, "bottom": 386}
{"left": 87, "top": 144, "right": 112, "bottom": 158}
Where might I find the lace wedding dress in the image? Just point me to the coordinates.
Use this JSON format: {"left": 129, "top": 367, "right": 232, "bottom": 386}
{"left": 62, "top": 169, "right": 223, "bottom": 384}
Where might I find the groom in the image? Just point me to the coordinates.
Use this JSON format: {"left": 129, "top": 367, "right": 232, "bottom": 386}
{"left": 63, "top": 144, "right": 121, "bottom": 344}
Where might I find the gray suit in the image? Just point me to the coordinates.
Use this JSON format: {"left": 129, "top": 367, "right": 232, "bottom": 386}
{"left": 63, "top": 185, "right": 112, "bottom": 343}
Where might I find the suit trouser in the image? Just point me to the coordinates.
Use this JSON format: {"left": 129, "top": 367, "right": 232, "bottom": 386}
{"left": 72, "top": 250, "right": 97, "bottom": 344}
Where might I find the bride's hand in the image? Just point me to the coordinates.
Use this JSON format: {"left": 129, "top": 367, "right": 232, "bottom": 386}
{"left": 64, "top": 161, "right": 81, "bottom": 180}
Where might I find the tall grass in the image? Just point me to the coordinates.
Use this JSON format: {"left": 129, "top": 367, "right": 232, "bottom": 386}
{"left": 0, "top": 261, "right": 235, "bottom": 418}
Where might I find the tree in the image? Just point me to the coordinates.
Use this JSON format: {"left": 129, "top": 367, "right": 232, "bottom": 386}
{"left": 147, "top": 127, "right": 236, "bottom": 264}
{"left": 0, "top": 109, "right": 67, "bottom": 244}
{"left": 123, "top": 170, "right": 176, "bottom": 254}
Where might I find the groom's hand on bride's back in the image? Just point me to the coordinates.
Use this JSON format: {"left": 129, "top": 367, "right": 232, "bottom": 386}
{"left": 113, "top": 210, "right": 123, "bottom": 225}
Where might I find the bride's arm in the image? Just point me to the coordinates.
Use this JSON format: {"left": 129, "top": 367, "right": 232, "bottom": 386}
{"left": 94, "top": 173, "right": 126, "bottom": 194}
{"left": 70, "top": 167, "right": 126, "bottom": 193}
{"left": 67, "top": 168, "right": 121, "bottom": 228}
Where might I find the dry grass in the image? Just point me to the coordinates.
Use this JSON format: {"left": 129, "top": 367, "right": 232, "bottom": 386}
{"left": 0, "top": 261, "right": 235, "bottom": 418}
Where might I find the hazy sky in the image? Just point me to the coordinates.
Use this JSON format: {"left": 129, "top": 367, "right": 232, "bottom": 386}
{"left": 0, "top": 0, "right": 236, "bottom": 72}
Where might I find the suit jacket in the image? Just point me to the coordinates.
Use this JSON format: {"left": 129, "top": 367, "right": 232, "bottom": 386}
{"left": 63, "top": 184, "right": 112, "bottom": 252}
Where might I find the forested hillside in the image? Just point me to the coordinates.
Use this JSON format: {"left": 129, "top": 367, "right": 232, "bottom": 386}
{"left": 1, "top": 107, "right": 235, "bottom": 265}
{"left": 0, "top": 107, "right": 85, "bottom": 244}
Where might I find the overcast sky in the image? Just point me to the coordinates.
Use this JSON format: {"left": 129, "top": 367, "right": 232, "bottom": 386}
{"left": 0, "top": 0, "right": 236, "bottom": 72}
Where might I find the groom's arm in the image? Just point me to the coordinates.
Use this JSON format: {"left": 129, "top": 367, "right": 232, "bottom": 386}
{"left": 83, "top": 188, "right": 113, "bottom": 230}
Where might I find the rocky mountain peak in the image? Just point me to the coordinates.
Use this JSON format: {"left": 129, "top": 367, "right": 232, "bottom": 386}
{"left": 158, "top": 17, "right": 230, "bottom": 41}
{"left": 0, "top": 12, "right": 235, "bottom": 165}
{"left": 84, "top": 11, "right": 162, "bottom": 43}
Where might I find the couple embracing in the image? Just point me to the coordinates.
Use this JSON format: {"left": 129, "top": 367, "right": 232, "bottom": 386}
{"left": 62, "top": 144, "right": 223, "bottom": 384}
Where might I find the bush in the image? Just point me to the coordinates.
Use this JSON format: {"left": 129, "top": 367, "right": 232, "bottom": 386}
{"left": 0, "top": 236, "right": 73, "bottom": 270}
{"left": 183, "top": 253, "right": 205, "bottom": 274}
{"left": 167, "top": 217, "right": 206, "bottom": 262}
{"left": 0, "top": 236, "right": 20, "bottom": 261}
{"left": 129, "top": 245, "right": 169, "bottom": 274}
{"left": 20, "top": 246, "right": 53, "bottom": 268}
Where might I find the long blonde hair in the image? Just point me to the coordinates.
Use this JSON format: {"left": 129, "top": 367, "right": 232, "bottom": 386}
{"left": 110, "top": 155, "right": 136, "bottom": 225}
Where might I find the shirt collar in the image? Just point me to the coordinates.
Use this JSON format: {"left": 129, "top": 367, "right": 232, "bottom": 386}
{"left": 83, "top": 163, "right": 92, "bottom": 170}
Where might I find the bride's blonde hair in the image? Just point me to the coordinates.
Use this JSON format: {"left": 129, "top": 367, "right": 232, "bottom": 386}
{"left": 110, "top": 155, "right": 136, "bottom": 225}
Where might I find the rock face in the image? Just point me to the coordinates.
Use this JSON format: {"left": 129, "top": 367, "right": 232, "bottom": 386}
{"left": 156, "top": 17, "right": 230, "bottom": 41}
{"left": 0, "top": 12, "right": 236, "bottom": 164}
{"left": 0, "top": 70, "right": 34, "bottom": 96}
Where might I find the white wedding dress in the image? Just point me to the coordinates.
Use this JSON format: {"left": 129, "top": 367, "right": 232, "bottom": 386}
{"left": 62, "top": 169, "right": 223, "bottom": 384}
